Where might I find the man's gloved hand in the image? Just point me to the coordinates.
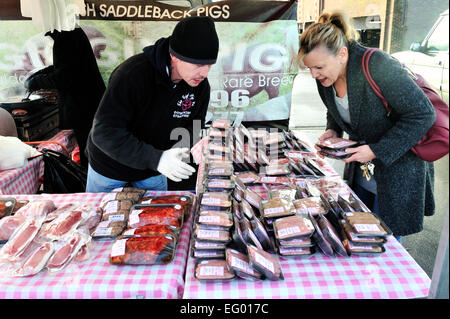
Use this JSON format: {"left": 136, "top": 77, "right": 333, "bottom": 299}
{"left": 157, "top": 148, "right": 196, "bottom": 182}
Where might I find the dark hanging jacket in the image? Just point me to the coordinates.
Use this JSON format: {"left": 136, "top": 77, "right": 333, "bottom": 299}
{"left": 317, "top": 41, "right": 436, "bottom": 236}
{"left": 27, "top": 26, "right": 105, "bottom": 131}
{"left": 86, "top": 37, "right": 210, "bottom": 182}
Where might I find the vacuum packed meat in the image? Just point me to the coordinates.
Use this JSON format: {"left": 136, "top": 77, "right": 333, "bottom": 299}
{"left": 110, "top": 236, "right": 176, "bottom": 265}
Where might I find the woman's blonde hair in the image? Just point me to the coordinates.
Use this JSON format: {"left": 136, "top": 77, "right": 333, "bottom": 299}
{"left": 297, "top": 11, "right": 359, "bottom": 68}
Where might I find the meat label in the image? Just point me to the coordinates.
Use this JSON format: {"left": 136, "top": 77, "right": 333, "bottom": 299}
{"left": 103, "top": 201, "right": 119, "bottom": 214}
{"left": 201, "top": 197, "right": 222, "bottom": 206}
{"left": 198, "top": 215, "right": 221, "bottom": 224}
{"left": 348, "top": 232, "right": 378, "bottom": 242}
{"left": 107, "top": 214, "right": 125, "bottom": 222}
{"left": 254, "top": 252, "right": 274, "bottom": 273}
{"left": 348, "top": 242, "right": 376, "bottom": 250}
{"left": 93, "top": 227, "right": 113, "bottom": 236}
{"left": 230, "top": 255, "right": 256, "bottom": 275}
{"left": 279, "top": 246, "right": 308, "bottom": 254}
{"left": 199, "top": 266, "right": 224, "bottom": 277}
{"left": 354, "top": 223, "right": 382, "bottom": 233}
{"left": 277, "top": 226, "right": 301, "bottom": 238}
{"left": 129, "top": 210, "right": 142, "bottom": 226}
{"left": 197, "top": 229, "right": 220, "bottom": 239}
{"left": 264, "top": 206, "right": 285, "bottom": 216}
{"left": 111, "top": 239, "right": 127, "bottom": 257}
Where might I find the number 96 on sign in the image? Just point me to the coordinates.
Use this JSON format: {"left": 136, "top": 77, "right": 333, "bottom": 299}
{"left": 210, "top": 89, "right": 250, "bottom": 108}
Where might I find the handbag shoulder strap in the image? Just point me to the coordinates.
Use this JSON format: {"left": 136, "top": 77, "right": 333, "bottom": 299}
{"left": 361, "top": 48, "right": 393, "bottom": 116}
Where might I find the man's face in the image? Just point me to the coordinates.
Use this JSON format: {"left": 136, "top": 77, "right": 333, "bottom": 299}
{"left": 170, "top": 54, "right": 213, "bottom": 87}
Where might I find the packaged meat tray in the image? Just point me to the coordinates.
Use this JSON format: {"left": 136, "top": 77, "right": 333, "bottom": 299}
{"left": 316, "top": 137, "right": 359, "bottom": 150}
{"left": 293, "top": 197, "right": 328, "bottom": 215}
{"left": 240, "top": 199, "right": 257, "bottom": 220}
{"left": 100, "top": 192, "right": 143, "bottom": 207}
{"left": 317, "top": 214, "right": 348, "bottom": 257}
{"left": 268, "top": 187, "right": 297, "bottom": 202}
{"left": 122, "top": 224, "right": 179, "bottom": 239}
{"left": 247, "top": 244, "right": 284, "bottom": 281}
{"left": 192, "top": 249, "right": 225, "bottom": 259}
{"left": 205, "top": 179, "right": 235, "bottom": 192}
{"left": 207, "top": 167, "right": 233, "bottom": 179}
{"left": 343, "top": 239, "right": 385, "bottom": 256}
{"left": 343, "top": 212, "right": 392, "bottom": 237}
{"left": 111, "top": 187, "right": 146, "bottom": 196}
{"left": 226, "top": 248, "right": 263, "bottom": 281}
{"left": 244, "top": 188, "right": 263, "bottom": 209}
{"left": 194, "top": 259, "right": 235, "bottom": 281}
{"left": 260, "top": 163, "right": 291, "bottom": 176}
{"left": 340, "top": 220, "right": 386, "bottom": 245}
{"left": 200, "top": 192, "right": 232, "bottom": 209}
{"left": 250, "top": 217, "right": 276, "bottom": 252}
{"left": 128, "top": 204, "right": 184, "bottom": 229}
{"left": 92, "top": 224, "right": 125, "bottom": 240}
{"left": 110, "top": 235, "right": 176, "bottom": 265}
{"left": 277, "top": 236, "right": 314, "bottom": 248}
{"left": 194, "top": 227, "right": 231, "bottom": 243}
{"left": 197, "top": 211, "right": 233, "bottom": 229}
{"left": 234, "top": 171, "right": 259, "bottom": 184}
{"left": 260, "top": 198, "right": 295, "bottom": 219}
{"left": 11, "top": 200, "right": 29, "bottom": 214}
{"left": 278, "top": 246, "right": 315, "bottom": 257}
{"left": 0, "top": 198, "right": 16, "bottom": 219}
{"left": 273, "top": 215, "right": 315, "bottom": 241}
{"left": 309, "top": 212, "right": 334, "bottom": 257}
{"left": 194, "top": 240, "right": 227, "bottom": 250}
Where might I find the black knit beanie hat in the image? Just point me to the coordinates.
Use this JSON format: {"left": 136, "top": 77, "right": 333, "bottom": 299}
{"left": 169, "top": 16, "right": 219, "bottom": 65}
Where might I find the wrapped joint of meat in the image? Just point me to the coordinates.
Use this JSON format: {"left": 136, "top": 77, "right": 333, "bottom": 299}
{"left": 13, "top": 242, "right": 54, "bottom": 277}
{"left": 0, "top": 219, "right": 43, "bottom": 261}
{"left": 14, "top": 200, "right": 56, "bottom": 220}
{"left": 46, "top": 232, "right": 89, "bottom": 272}
{"left": 41, "top": 210, "right": 83, "bottom": 241}
{"left": 110, "top": 236, "right": 176, "bottom": 265}
{"left": 0, "top": 215, "right": 27, "bottom": 243}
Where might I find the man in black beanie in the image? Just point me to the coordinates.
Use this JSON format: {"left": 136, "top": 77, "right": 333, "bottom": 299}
{"left": 85, "top": 16, "right": 219, "bottom": 192}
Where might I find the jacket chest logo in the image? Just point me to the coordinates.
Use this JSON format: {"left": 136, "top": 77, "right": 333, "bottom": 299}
{"left": 177, "top": 93, "right": 195, "bottom": 111}
{"left": 173, "top": 93, "right": 195, "bottom": 119}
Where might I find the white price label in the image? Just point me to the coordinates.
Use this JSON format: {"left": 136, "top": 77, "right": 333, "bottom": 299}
{"left": 197, "top": 229, "right": 220, "bottom": 239}
{"left": 354, "top": 223, "right": 382, "bottom": 233}
{"left": 199, "top": 215, "right": 221, "bottom": 224}
{"left": 111, "top": 239, "right": 127, "bottom": 257}
{"left": 277, "top": 226, "right": 301, "bottom": 238}
{"left": 199, "top": 266, "right": 224, "bottom": 277}
{"left": 254, "top": 252, "right": 275, "bottom": 273}
{"left": 108, "top": 214, "right": 125, "bottom": 222}
{"left": 230, "top": 256, "right": 256, "bottom": 275}
{"left": 104, "top": 201, "right": 119, "bottom": 214}
{"left": 264, "top": 206, "right": 285, "bottom": 216}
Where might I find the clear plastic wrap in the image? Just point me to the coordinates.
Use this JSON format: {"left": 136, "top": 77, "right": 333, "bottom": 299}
{"left": 247, "top": 244, "right": 283, "bottom": 281}
{"left": 194, "top": 259, "right": 235, "bottom": 281}
{"left": 110, "top": 235, "right": 176, "bottom": 265}
{"left": 0, "top": 198, "right": 16, "bottom": 219}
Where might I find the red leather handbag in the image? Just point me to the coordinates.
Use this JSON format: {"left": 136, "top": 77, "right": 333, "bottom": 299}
{"left": 362, "top": 48, "right": 449, "bottom": 162}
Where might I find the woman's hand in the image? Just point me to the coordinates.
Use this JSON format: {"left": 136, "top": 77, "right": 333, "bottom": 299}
{"left": 315, "top": 129, "right": 338, "bottom": 158}
{"left": 344, "top": 145, "right": 376, "bottom": 163}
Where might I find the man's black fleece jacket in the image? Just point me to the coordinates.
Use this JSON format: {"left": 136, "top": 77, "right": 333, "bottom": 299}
{"left": 86, "top": 37, "right": 209, "bottom": 181}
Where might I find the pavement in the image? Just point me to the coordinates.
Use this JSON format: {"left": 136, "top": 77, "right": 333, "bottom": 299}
{"left": 288, "top": 70, "right": 450, "bottom": 279}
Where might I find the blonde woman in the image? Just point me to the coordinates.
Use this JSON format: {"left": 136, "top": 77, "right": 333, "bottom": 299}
{"left": 297, "top": 11, "right": 436, "bottom": 242}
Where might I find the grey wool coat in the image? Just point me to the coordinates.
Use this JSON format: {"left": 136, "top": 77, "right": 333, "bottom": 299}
{"left": 316, "top": 41, "right": 436, "bottom": 236}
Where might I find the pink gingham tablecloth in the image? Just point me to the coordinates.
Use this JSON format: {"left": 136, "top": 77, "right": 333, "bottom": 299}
{"left": 0, "top": 190, "right": 195, "bottom": 299}
{"left": 0, "top": 130, "right": 77, "bottom": 195}
{"left": 182, "top": 237, "right": 430, "bottom": 299}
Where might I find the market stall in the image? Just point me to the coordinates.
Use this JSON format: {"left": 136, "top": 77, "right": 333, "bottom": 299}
{"left": 0, "top": 129, "right": 77, "bottom": 195}
{"left": 182, "top": 121, "right": 431, "bottom": 299}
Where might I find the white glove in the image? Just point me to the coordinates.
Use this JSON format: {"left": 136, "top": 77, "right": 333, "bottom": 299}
{"left": 156, "top": 148, "right": 196, "bottom": 182}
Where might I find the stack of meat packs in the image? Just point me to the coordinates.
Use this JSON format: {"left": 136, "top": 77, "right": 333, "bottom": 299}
{"left": 192, "top": 119, "right": 392, "bottom": 282}
{"left": 98, "top": 188, "right": 195, "bottom": 265}
{"left": 0, "top": 198, "right": 102, "bottom": 277}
